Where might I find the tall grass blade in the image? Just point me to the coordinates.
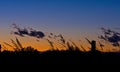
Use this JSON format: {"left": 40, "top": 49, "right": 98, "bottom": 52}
{"left": 10, "top": 39, "right": 19, "bottom": 51}
{"left": 69, "top": 40, "right": 78, "bottom": 48}
{"left": 80, "top": 45, "right": 86, "bottom": 52}
{"left": 98, "top": 41, "right": 104, "bottom": 51}
{"left": 16, "top": 37, "right": 23, "bottom": 49}
{"left": 3, "top": 42, "right": 13, "bottom": 48}
{"left": 45, "top": 38, "right": 54, "bottom": 50}
{"left": 85, "top": 38, "right": 91, "bottom": 44}
{"left": 58, "top": 34, "right": 65, "bottom": 44}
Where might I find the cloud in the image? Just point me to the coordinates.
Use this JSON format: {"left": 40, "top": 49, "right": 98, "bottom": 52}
{"left": 12, "top": 24, "right": 45, "bottom": 39}
{"left": 29, "top": 30, "right": 45, "bottom": 38}
{"left": 114, "top": 27, "right": 120, "bottom": 30}
{"left": 98, "top": 27, "right": 120, "bottom": 47}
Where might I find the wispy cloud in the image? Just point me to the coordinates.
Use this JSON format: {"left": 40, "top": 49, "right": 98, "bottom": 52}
{"left": 11, "top": 23, "right": 45, "bottom": 38}
{"left": 114, "top": 27, "right": 120, "bottom": 30}
{"left": 98, "top": 27, "right": 120, "bottom": 47}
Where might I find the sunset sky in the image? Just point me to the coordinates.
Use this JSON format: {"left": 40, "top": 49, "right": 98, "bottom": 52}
{"left": 0, "top": 0, "right": 120, "bottom": 51}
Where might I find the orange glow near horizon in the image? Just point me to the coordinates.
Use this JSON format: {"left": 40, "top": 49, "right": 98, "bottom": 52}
{"left": 0, "top": 28, "right": 119, "bottom": 52}
{"left": 1, "top": 33, "right": 119, "bottom": 52}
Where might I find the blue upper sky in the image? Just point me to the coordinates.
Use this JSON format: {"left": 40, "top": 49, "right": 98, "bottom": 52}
{"left": 0, "top": 0, "right": 120, "bottom": 40}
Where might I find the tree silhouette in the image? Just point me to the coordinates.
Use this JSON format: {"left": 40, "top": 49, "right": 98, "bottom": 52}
{"left": 91, "top": 40, "right": 96, "bottom": 52}
{"left": 85, "top": 38, "right": 97, "bottom": 52}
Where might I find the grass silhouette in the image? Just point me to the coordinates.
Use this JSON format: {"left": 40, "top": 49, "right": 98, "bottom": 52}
{"left": 0, "top": 38, "right": 120, "bottom": 65}
{"left": 0, "top": 24, "right": 120, "bottom": 66}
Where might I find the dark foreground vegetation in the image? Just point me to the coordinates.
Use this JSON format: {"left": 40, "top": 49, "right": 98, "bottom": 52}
{"left": 0, "top": 39, "right": 120, "bottom": 66}
{"left": 0, "top": 49, "right": 120, "bottom": 66}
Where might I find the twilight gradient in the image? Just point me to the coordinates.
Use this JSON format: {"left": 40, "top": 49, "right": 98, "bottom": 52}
{"left": 0, "top": 0, "right": 120, "bottom": 51}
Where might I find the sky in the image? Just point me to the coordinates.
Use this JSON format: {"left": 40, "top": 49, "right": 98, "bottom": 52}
{"left": 0, "top": 0, "right": 120, "bottom": 51}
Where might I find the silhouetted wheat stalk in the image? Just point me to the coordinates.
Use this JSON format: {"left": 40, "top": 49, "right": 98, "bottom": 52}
{"left": 80, "top": 45, "right": 86, "bottom": 52}
{"left": 3, "top": 38, "right": 23, "bottom": 51}
{"left": 3, "top": 38, "right": 38, "bottom": 52}
{"left": 45, "top": 38, "right": 54, "bottom": 51}
{"left": 57, "top": 34, "right": 67, "bottom": 49}
{"left": 69, "top": 40, "right": 80, "bottom": 50}
{"left": 66, "top": 42, "right": 74, "bottom": 51}
{"left": 78, "top": 40, "right": 87, "bottom": 52}
{"left": 10, "top": 39, "right": 19, "bottom": 51}
{"left": 3, "top": 42, "right": 14, "bottom": 48}
{"left": 58, "top": 34, "right": 65, "bottom": 44}
{"left": 85, "top": 38, "right": 91, "bottom": 44}
{"left": 16, "top": 37, "right": 23, "bottom": 49}
{"left": 98, "top": 40, "right": 104, "bottom": 51}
